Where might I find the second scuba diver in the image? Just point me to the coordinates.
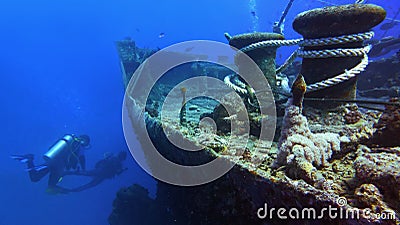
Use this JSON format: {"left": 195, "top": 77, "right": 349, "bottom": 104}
{"left": 61, "top": 151, "right": 128, "bottom": 192}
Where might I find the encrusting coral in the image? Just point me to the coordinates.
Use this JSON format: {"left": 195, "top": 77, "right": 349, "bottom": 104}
{"left": 368, "top": 98, "right": 400, "bottom": 147}
{"left": 274, "top": 74, "right": 341, "bottom": 184}
{"left": 354, "top": 183, "right": 396, "bottom": 220}
{"left": 354, "top": 149, "right": 400, "bottom": 209}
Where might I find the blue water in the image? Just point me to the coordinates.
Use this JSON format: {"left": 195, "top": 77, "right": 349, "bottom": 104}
{"left": 0, "top": 0, "right": 398, "bottom": 224}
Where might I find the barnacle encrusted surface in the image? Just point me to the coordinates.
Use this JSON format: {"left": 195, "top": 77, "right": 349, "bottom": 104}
{"left": 293, "top": 4, "right": 386, "bottom": 38}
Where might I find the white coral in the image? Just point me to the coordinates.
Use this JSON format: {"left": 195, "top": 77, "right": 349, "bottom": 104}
{"left": 275, "top": 101, "right": 341, "bottom": 170}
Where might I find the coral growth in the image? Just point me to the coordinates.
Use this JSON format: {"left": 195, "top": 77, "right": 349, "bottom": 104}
{"left": 109, "top": 184, "right": 173, "bottom": 225}
{"left": 274, "top": 99, "right": 341, "bottom": 184}
{"left": 344, "top": 108, "right": 362, "bottom": 124}
{"left": 212, "top": 92, "right": 252, "bottom": 135}
{"left": 354, "top": 149, "right": 400, "bottom": 207}
{"left": 145, "top": 100, "right": 160, "bottom": 118}
{"left": 355, "top": 183, "right": 395, "bottom": 217}
{"left": 110, "top": 179, "right": 260, "bottom": 225}
{"left": 369, "top": 98, "right": 400, "bottom": 147}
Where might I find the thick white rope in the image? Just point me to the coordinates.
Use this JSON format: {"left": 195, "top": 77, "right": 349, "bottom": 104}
{"left": 224, "top": 75, "right": 247, "bottom": 94}
{"left": 299, "top": 31, "right": 374, "bottom": 47}
{"left": 239, "top": 32, "right": 374, "bottom": 53}
{"left": 240, "top": 39, "right": 300, "bottom": 53}
{"left": 306, "top": 52, "right": 370, "bottom": 92}
{"left": 228, "top": 32, "right": 373, "bottom": 94}
{"left": 297, "top": 45, "right": 371, "bottom": 58}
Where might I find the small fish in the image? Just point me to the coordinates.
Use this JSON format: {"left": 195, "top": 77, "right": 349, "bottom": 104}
{"left": 381, "top": 36, "right": 395, "bottom": 42}
{"left": 250, "top": 11, "right": 256, "bottom": 17}
{"left": 380, "top": 21, "right": 398, "bottom": 31}
{"left": 158, "top": 32, "right": 165, "bottom": 38}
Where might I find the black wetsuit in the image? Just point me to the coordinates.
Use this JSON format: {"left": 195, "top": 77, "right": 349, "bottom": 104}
{"left": 27, "top": 138, "right": 86, "bottom": 192}
{"left": 63, "top": 153, "right": 126, "bottom": 192}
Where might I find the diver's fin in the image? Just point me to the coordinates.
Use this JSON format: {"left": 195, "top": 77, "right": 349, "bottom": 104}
{"left": 25, "top": 165, "right": 48, "bottom": 172}
{"left": 10, "top": 154, "right": 34, "bottom": 163}
{"left": 46, "top": 186, "right": 70, "bottom": 195}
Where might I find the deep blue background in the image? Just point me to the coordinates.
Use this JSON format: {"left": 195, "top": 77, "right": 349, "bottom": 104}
{"left": 0, "top": 0, "right": 398, "bottom": 224}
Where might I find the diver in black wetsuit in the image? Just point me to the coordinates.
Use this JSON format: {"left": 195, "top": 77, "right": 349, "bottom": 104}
{"left": 11, "top": 134, "right": 90, "bottom": 194}
{"left": 62, "top": 151, "right": 127, "bottom": 192}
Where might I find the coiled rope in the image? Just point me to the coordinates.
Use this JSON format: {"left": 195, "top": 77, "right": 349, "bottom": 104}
{"left": 240, "top": 39, "right": 301, "bottom": 53}
{"left": 299, "top": 31, "right": 374, "bottom": 47}
{"left": 224, "top": 75, "right": 247, "bottom": 94}
{"left": 306, "top": 51, "right": 370, "bottom": 92}
{"left": 226, "top": 31, "right": 374, "bottom": 94}
{"left": 297, "top": 45, "right": 371, "bottom": 58}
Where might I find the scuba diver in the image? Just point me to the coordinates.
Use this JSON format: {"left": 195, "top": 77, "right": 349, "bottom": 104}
{"left": 11, "top": 134, "right": 91, "bottom": 194}
{"left": 62, "top": 151, "right": 128, "bottom": 192}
